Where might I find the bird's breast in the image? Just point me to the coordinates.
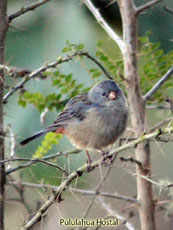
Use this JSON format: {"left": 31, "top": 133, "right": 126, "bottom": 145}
{"left": 65, "top": 106, "right": 128, "bottom": 150}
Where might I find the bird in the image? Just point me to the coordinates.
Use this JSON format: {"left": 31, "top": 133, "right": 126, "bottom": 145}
{"left": 20, "top": 80, "right": 128, "bottom": 168}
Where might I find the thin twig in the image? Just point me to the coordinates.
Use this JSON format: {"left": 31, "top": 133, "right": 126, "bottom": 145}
{"left": 71, "top": 187, "right": 137, "bottom": 203}
{"left": 135, "top": 0, "right": 162, "bottom": 15}
{"left": 97, "top": 197, "right": 135, "bottom": 230}
{"left": 7, "top": 180, "right": 137, "bottom": 203}
{"left": 82, "top": 52, "right": 112, "bottom": 79}
{"left": 8, "top": 0, "right": 50, "bottom": 22}
{"left": 120, "top": 157, "right": 143, "bottom": 169}
{"left": 19, "top": 125, "right": 173, "bottom": 230}
{"left": 146, "top": 105, "right": 169, "bottom": 110}
{"left": 164, "top": 5, "right": 173, "bottom": 14}
{"left": 149, "top": 117, "right": 172, "bottom": 132}
{"left": 83, "top": 0, "right": 124, "bottom": 53}
{"left": 0, "top": 65, "right": 31, "bottom": 78}
{"left": 143, "top": 66, "right": 173, "bottom": 101}
{"left": 6, "top": 158, "right": 68, "bottom": 176}
{"left": 4, "top": 149, "right": 80, "bottom": 175}
{"left": 3, "top": 53, "right": 79, "bottom": 103}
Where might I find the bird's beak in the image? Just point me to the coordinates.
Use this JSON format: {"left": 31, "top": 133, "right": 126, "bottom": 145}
{"left": 108, "top": 91, "right": 117, "bottom": 100}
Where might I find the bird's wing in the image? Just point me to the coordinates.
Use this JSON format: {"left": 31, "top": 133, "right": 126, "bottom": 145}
{"left": 47, "top": 92, "right": 93, "bottom": 129}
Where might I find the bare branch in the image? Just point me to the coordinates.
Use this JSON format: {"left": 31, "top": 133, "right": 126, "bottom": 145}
{"left": 83, "top": 0, "right": 125, "bottom": 53}
{"left": 0, "top": 65, "right": 31, "bottom": 78}
{"left": 19, "top": 125, "right": 173, "bottom": 229}
{"left": 120, "top": 156, "right": 144, "bottom": 169}
{"left": 97, "top": 197, "right": 135, "bottom": 230}
{"left": 143, "top": 66, "right": 173, "bottom": 101}
{"left": 164, "top": 5, "right": 173, "bottom": 14}
{"left": 8, "top": 0, "right": 50, "bottom": 22}
{"left": 149, "top": 117, "right": 172, "bottom": 132}
{"left": 3, "top": 51, "right": 112, "bottom": 103}
{"left": 71, "top": 188, "right": 137, "bottom": 203}
{"left": 6, "top": 158, "right": 68, "bottom": 176}
{"left": 135, "top": 0, "right": 162, "bottom": 15}
{"left": 6, "top": 125, "right": 16, "bottom": 170}
{"left": 4, "top": 149, "right": 80, "bottom": 175}
{"left": 146, "top": 105, "right": 169, "bottom": 110}
{"left": 7, "top": 180, "right": 137, "bottom": 203}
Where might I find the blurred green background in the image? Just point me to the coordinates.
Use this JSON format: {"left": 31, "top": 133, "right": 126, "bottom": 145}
{"left": 4, "top": 0, "right": 173, "bottom": 229}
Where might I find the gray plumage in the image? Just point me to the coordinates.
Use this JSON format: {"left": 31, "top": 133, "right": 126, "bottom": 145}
{"left": 21, "top": 80, "right": 128, "bottom": 151}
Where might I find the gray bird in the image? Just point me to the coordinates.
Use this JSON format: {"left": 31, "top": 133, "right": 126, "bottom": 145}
{"left": 21, "top": 80, "right": 128, "bottom": 166}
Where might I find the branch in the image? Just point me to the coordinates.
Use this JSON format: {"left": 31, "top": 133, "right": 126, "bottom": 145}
{"left": 19, "top": 125, "right": 173, "bottom": 229}
{"left": 71, "top": 188, "right": 137, "bottom": 203}
{"left": 82, "top": 52, "right": 112, "bottom": 79}
{"left": 97, "top": 197, "right": 135, "bottom": 230}
{"left": 149, "top": 117, "right": 172, "bottom": 132}
{"left": 146, "top": 105, "right": 169, "bottom": 110}
{"left": 7, "top": 180, "right": 137, "bottom": 203}
{"left": 4, "top": 149, "right": 80, "bottom": 175}
{"left": 143, "top": 66, "right": 173, "bottom": 101}
{"left": 0, "top": 65, "right": 31, "bottom": 78}
{"left": 8, "top": 0, "right": 50, "bottom": 22}
{"left": 3, "top": 51, "right": 112, "bottom": 103}
{"left": 6, "top": 125, "right": 16, "bottom": 170}
{"left": 120, "top": 156, "right": 143, "bottom": 169}
{"left": 83, "top": 0, "right": 125, "bottom": 54}
{"left": 135, "top": 0, "right": 162, "bottom": 15}
{"left": 164, "top": 5, "right": 173, "bottom": 14}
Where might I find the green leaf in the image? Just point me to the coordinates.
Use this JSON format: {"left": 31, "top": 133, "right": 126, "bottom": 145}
{"left": 33, "top": 132, "right": 62, "bottom": 158}
{"left": 18, "top": 100, "right": 27, "bottom": 107}
{"left": 62, "top": 46, "right": 72, "bottom": 53}
{"left": 77, "top": 44, "right": 84, "bottom": 50}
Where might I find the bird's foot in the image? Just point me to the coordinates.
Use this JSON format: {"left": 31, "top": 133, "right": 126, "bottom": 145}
{"left": 86, "top": 159, "right": 94, "bottom": 172}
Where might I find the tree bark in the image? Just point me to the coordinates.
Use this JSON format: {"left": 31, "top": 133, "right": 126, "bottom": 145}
{"left": 0, "top": 1, "right": 8, "bottom": 230}
{"left": 118, "top": 1, "right": 155, "bottom": 230}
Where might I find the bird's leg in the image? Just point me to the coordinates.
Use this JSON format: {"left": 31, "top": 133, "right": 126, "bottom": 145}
{"left": 86, "top": 150, "right": 94, "bottom": 172}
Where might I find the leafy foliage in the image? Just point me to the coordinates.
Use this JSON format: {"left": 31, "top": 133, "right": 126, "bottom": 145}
{"left": 139, "top": 32, "right": 173, "bottom": 101}
{"left": 18, "top": 72, "right": 84, "bottom": 112}
{"left": 95, "top": 33, "right": 173, "bottom": 102}
{"left": 96, "top": 41, "right": 124, "bottom": 82}
{"left": 62, "top": 40, "right": 85, "bottom": 53}
{"left": 33, "top": 132, "right": 62, "bottom": 158}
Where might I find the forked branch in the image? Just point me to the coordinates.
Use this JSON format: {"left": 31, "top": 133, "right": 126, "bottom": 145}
{"left": 83, "top": 0, "right": 125, "bottom": 53}
{"left": 3, "top": 51, "right": 111, "bottom": 103}
{"left": 135, "top": 0, "right": 162, "bottom": 15}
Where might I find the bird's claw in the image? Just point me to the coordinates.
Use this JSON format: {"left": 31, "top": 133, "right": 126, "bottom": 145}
{"left": 86, "top": 159, "right": 94, "bottom": 172}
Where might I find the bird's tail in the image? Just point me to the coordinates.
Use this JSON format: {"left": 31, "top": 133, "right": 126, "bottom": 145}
{"left": 20, "top": 130, "right": 48, "bottom": 145}
{"left": 20, "top": 124, "right": 63, "bottom": 146}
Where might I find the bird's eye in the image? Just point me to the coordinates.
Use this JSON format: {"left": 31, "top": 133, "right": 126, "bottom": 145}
{"left": 101, "top": 92, "right": 106, "bottom": 96}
